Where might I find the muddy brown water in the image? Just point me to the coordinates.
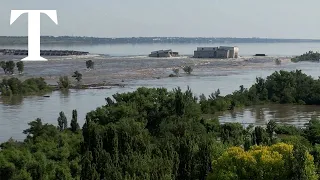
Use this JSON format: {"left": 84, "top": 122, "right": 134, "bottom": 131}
{"left": 1, "top": 43, "right": 320, "bottom": 142}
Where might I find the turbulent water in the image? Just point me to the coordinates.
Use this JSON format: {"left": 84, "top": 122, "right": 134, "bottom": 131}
{"left": 1, "top": 43, "right": 320, "bottom": 142}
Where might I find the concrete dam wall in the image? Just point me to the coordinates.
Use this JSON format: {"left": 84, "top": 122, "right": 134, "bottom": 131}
{"left": 0, "top": 49, "right": 89, "bottom": 56}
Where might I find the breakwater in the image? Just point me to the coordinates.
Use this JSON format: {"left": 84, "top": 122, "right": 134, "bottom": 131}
{"left": 0, "top": 49, "right": 89, "bottom": 56}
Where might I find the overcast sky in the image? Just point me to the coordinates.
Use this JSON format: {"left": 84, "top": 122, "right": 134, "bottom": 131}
{"left": 0, "top": 0, "right": 319, "bottom": 38}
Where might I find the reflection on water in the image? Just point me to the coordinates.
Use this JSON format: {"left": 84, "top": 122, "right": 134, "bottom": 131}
{"left": 218, "top": 104, "right": 320, "bottom": 127}
{"left": 60, "top": 90, "right": 71, "bottom": 98}
{"left": 0, "top": 96, "right": 23, "bottom": 106}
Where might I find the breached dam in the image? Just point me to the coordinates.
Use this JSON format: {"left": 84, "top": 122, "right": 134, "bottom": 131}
{"left": 0, "top": 49, "right": 89, "bottom": 56}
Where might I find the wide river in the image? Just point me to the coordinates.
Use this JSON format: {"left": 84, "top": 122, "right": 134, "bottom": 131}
{"left": 1, "top": 43, "right": 320, "bottom": 142}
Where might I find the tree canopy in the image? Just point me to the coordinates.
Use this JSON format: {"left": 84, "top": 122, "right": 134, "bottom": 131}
{"left": 292, "top": 51, "right": 320, "bottom": 62}
{"left": 2, "top": 70, "right": 320, "bottom": 179}
{"left": 0, "top": 77, "right": 52, "bottom": 96}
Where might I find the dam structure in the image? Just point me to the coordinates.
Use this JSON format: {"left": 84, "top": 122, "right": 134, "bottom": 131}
{"left": 0, "top": 49, "right": 89, "bottom": 56}
{"left": 193, "top": 46, "right": 239, "bottom": 59}
{"left": 149, "top": 49, "right": 179, "bottom": 58}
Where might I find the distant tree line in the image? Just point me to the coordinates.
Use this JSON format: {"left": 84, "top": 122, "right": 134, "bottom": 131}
{"left": 2, "top": 36, "right": 320, "bottom": 45}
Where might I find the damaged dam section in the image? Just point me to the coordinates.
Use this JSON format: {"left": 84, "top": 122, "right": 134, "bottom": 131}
{"left": 0, "top": 49, "right": 89, "bottom": 56}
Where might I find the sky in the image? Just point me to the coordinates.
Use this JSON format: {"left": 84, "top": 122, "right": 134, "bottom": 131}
{"left": 0, "top": 0, "right": 319, "bottom": 38}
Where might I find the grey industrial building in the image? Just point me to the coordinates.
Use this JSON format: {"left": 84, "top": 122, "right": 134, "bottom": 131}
{"left": 193, "top": 46, "right": 239, "bottom": 58}
{"left": 149, "top": 49, "right": 179, "bottom": 57}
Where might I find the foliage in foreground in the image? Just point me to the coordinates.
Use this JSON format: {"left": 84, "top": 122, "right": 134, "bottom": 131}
{"left": 2, "top": 70, "right": 320, "bottom": 179}
{"left": 208, "top": 143, "right": 318, "bottom": 180}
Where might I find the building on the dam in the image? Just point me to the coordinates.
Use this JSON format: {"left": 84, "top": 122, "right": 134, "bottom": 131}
{"left": 149, "top": 49, "right": 179, "bottom": 57}
{"left": 193, "top": 46, "right": 239, "bottom": 58}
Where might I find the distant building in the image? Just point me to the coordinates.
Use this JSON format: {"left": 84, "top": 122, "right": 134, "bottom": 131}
{"left": 149, "top": 49, "right": 179, "bottom": 57}
{"left": 193, "top": 46, "right": 239, "bottom": 58}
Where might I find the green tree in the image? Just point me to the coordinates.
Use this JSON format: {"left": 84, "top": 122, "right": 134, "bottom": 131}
{"left": 58, "top": 76, "right": 71, "bottom": 90}
{"left": 85, "top": 60, "right": 94, "bottom": 70}
{"left": 304, "top": 117, "right": 320, "bottom": 145}
{"left": 57, "top": 111, "right": 68, "bottom": 131}
{"left": 183, "top": 66, "right": 193, "bottom": 74}
{"left": 220, "top": 123, "right": 244, "bottom": 146}
{"left": 289, "top": 144, "right": 319, "bottom": 180}
{"left": 0, "top": 77, "right": 51, "bottom": 96}
{"left": 292, "top": 51, "right": 320, "bottom": 62}
{"left": 0, "top": 61, "right": 6, "bottom": 74}
{"left": 5, "top": 61, "right": 15, "bottom": 74}
{"left": 70, "top": 109, "right": 80, "bottom": 133}
{"left": 252, "top": 126, "right": 269, "bottom": 145}
{"left": 266, "top": 120, "right": 277, "bottom": 143}
{"left": 72, "top": 71, "right": 82, "bottom": 84}
{"left": 208, "top": 143, "right": 318, "bottom": 180}
{"left": 16, "top": 61, "right": 24, "bottom": 74}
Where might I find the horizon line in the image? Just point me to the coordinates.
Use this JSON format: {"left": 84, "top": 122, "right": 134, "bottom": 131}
{"left": 1, "top": 36, "right": 320, "bottom": 40}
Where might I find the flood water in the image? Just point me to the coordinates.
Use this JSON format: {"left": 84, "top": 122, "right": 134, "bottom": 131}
{"left": 1, "top": 43, "right": 320, "bottom": 142}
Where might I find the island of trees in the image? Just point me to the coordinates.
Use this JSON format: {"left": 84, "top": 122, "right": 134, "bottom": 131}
{"left": 2, "top": 70, "right": 320, "bottom": 179}
{"left": 291, "top": 51, "right": 320, "bottom": 62}
{"left": 0, "top": 60, "right": 101, "bottom": 96}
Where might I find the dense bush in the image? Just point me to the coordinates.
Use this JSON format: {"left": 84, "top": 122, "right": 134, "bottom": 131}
{"left": 0, "top": 61, "right": 15, "bottom": 74}
{"left": 208, "top": 143, "right": 318, "bottom": 180}
{"left": 85, "top": 60, "right": 94, "bottom": 69}
{"left": 292, "top": 51, "right": 320, "bottom": 62}
{"left": 200, "top": 70, "right": 320, "bottom": 114}
{"left": 0, "top": 77, "right": 52, "bottom": 96}
{"left": 58, "top": 76, "right": 71, "bottom": 90}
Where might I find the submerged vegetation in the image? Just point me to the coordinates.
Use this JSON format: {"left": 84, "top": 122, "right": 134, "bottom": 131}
{"left": 16, "top": 61, "right": 24, "bottom": 74}
{"left": 183, "top": 65, "right": 193, "bottom": 74}
{"left": 85, "top": 60, "right": 94, "bottom": 70}
{"left": 72, "top": 71, "right": 83, "bottom": 83}
{"left": 2, "top": 70, "right": 320, "bottom": 179}
{"left": 292, "top": 51, "right": 320, "bottom": 62}
{"left": 58, "top": 76, "right": 71, "bottom": 90}
{"left": 0, "top": 77, "right": 52, "bottom": 96}
{"left": 0, "top": 61, "right": 15, "bottom": 75}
